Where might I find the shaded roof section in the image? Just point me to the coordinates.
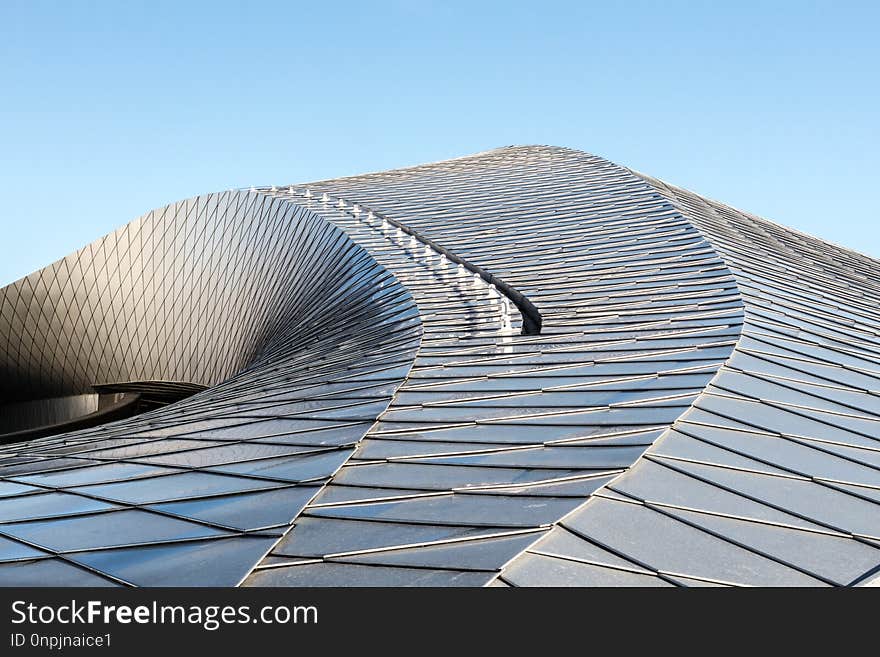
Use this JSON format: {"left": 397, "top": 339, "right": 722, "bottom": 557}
{"left": 0, "top": 192, "right": 421, "bottom": 585}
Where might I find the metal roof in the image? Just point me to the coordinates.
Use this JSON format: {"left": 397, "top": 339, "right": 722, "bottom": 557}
{"left": 1, "top": 145, "right": 878, "bottom": 586}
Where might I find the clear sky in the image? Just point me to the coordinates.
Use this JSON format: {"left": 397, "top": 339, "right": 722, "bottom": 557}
{"left": 1, "top": 1, "right": 878, "bottom": 286}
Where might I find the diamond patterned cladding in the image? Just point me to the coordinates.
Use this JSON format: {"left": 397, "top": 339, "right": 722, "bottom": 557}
{"left": 245, "top": 147, "right": 742, "bottom": 585}
{"left": 6, "top": 146, "right": 878, "bottom": 586}
{"left": 0, "top": 190, "right": 422, "bottom": 586}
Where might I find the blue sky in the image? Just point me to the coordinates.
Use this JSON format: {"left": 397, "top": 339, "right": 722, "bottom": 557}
{"left": 1, "top": 1, "right": 878, "bottom": 286}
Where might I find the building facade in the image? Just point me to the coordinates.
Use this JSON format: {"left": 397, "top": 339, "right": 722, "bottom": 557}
{"left": 1, "top": 146, "right": 879, "bottom": 586}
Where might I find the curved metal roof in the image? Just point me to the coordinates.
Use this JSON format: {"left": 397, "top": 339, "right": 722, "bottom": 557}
{"left": 1, "top": 146, "right": 878, "bottom": 586}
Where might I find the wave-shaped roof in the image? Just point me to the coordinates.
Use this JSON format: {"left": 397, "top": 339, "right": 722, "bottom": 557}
{"left": 1, "top": 146, "right": 878, "bottom": 586}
